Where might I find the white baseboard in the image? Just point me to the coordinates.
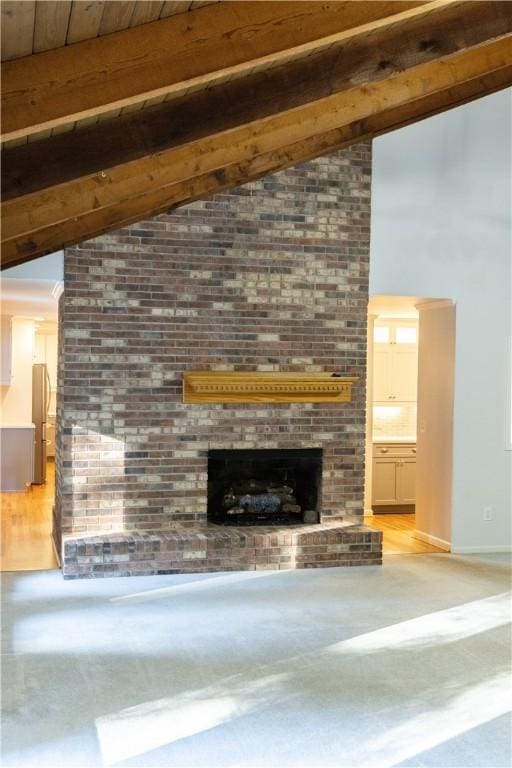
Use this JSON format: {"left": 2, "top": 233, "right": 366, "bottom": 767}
{"left": 364, "top": 508, "right": 374, "bottom": 516}
{"left": 51, "top": 532, "right": 62, "bottom": 567}
{"left": 413, "top": 529, "right": 451, "bottom": 552}
{"left": 451, "top": 545, "right": 512, "bottom": 554}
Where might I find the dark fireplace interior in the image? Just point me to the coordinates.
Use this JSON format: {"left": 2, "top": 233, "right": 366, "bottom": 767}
{"left": 208, "top": 448, "right": 322, "bottom": 525}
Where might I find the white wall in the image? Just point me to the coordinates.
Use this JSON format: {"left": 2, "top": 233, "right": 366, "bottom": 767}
{"left": 0, "top": 318, "right": 35, "bottom": 426}
{"left": 415, "top": 302, "right": 455, "bottom": 548}
{"left": 370, "top": 88, "right": 512, "bottom": 552}
{"left": 364, "top": 315, "right": 375, "bottom": 514}
{"left": 3, "top": 251, "right": 63, "bottom": 281}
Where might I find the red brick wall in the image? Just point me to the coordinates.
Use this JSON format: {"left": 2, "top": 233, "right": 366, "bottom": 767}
{"left": 55, "top": 145, "right": 371, "bottom": 545}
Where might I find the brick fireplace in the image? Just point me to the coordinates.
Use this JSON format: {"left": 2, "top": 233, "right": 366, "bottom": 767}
{"left": 55, "top": 143, "right": 382, "bottom": 577}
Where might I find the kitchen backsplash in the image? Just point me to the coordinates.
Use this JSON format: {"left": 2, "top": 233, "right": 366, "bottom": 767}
{"left": 373, "top": 403, "right": 417, "bottom": 438}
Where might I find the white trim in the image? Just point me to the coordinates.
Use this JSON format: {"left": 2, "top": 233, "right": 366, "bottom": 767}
{"left": 451, "top": 545, "right": 512, "bottom": 554}
{"left": 52, "top": 281, "right": 64, "bottom": 301}
{"left": 51, "top": 531, "right": 62, "bottom": 568}
{"left": 364, "top": 508, "right": 374, "bottom": 516}
{"left": 506, "top": 335, "right": 512, "bottom": 451}
{"left": 413, "top": 529, "right": 451, "bottom": 551}
{"left": 415, "top": 299, "right": 455, "bottom": 312}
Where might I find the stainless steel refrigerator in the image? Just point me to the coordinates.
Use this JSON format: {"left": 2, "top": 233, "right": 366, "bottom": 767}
{"left": 32, "top": 363, "right": 50, "bottom": 484}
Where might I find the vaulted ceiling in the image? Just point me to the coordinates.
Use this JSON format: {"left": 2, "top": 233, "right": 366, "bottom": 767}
{"left": 2, "top": 0, "right": 511, "bottom": 268}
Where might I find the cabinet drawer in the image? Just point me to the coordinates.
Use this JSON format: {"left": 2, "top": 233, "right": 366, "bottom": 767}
{"left": 373, "top": 443, "right": 417, "bottom": 458}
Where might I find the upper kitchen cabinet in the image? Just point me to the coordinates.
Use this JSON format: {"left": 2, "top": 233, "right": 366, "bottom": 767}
{"left": 373, "top": 319, "right": 418, "bottom": 402}
{"left": 1, "top": 316, "right": 12, "bottom": 386}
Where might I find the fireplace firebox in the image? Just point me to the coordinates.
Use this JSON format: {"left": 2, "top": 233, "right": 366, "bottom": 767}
{"left": 207, "top": 449, "right": 322, "bottom": 525}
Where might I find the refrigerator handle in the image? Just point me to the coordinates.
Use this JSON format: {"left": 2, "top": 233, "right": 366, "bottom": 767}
{"left": 46, "top": 368, "right": 51, "bottom": 418}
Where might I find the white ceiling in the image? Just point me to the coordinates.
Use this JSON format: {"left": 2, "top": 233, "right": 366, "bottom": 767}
{"left": 1, "top": 277, "right": 62, "bottom": 320}
{"left": 369, "top": 295, "right": 425, "bottom": 318}
{"left": 1, "top": 251, "right": 63, "bottom": 320}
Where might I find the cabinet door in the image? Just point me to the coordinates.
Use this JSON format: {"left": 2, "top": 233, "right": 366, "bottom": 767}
{"left": 372, "top": 459, "right": 399, "bottom": 504}
{"left": 1, "top": 317, "right": 12, "bottom": 385}
{"left": 373, "top": 321, "right": 418, "bottom": 402}
{"left": 33, "top": 333, "right": 46, "bottom": 364}
{"left": 373, "top": 346, "right": 393, "bottom": 401}
{"left": 392, "top": 345, "right": 418, "bottom": 401}
{"left": 399, "top": 459, "right": 416, "bottom": 503}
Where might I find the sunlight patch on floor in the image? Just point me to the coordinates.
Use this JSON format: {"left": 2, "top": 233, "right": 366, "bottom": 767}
{"left": 95, "top": 673, "right": 288, "bottom": 765}
{"left": 328, "top": 591, "right": 511, "bottom": 654}
{"left": 355, "top": 671, "right": 512, "bottom": 768}
{"left": 110, "top": 569, "right": 284, "bottom": 603}
{"left": 11, "top": 586, "right": 510, "bottom": 661}
{"left": 93, "top": 643, "right": 512, "bottom": 767}
{"left": 93, "top": 591, "right": 511, "bottom": 765}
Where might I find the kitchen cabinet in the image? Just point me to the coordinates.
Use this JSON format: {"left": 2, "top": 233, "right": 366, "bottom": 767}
{"left": 1, "top": 316, "right": 12, "bottom": 385}
{"left": 373, "top": 319, "right": 418, "bottom": 402}
{"left": 0, "top": 425, "right": 35, "bottom": 491}
{"left": 372, "top": 443, "right": 416, "bottom": 509}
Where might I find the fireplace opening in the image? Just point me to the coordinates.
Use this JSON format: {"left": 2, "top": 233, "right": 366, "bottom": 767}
{"left": 208, "top": 449, "right": 322, "bottom": 525}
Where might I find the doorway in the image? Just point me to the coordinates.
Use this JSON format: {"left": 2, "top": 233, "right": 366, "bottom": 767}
{"left": 0, "top": 257, "right": 62, "bottom": 571}
{"left": 364, "top": 296, "right": 456, "bottom": 556}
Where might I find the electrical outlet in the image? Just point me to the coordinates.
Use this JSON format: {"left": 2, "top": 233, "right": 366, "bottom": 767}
{"left": 483, "top": 506, "right": 494, "bottom": 522}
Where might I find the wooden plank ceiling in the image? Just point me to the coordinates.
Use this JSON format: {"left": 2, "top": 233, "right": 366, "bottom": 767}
{"left": 1, "top": 0, "right": 512, "bottom": 268}
{"left": 1, "top": 1, "right": 217, "bottom": 61}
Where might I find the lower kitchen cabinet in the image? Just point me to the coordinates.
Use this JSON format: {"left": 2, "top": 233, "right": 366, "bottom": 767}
{"left": 399, "top": 459, "right": 416, "bottom": 504}
{"left": 372, "top": 443, "right": 416, "bottom": 509}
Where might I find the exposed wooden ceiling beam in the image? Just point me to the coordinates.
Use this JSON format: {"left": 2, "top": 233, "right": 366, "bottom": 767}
{"left": 1, "top": 0, "right": 426, "bottom": 142}
{"left": 3, "top": 32, "right": 511, "bottom": 269}
{"left": 3, "top": 0, "right": 511, "bottom": 203}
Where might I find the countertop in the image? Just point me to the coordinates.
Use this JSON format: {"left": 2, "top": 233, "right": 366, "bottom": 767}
{"left": 0, "top": 424, "right": 35, "bottom": 429}
{"left": 373, "top": 436, "right": 416, "bottom": 443}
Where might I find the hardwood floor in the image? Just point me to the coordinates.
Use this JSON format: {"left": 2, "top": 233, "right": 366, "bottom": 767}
{"left": 1, "top": 461, "right": 59, "bottom": 572}
{"left": 365, "top": 512, "right": 448, "bottom": 555}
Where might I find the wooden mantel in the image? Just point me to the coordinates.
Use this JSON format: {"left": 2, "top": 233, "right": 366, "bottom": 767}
{"left": 183, "top": 371, "right": 358, "bottom": 404}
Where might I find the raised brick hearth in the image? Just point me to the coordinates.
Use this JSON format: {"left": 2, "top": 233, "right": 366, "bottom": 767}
{"left": 55, "top": 142, "right": 381, "bottom": 577}
{"left": 62, "top": 520, "right": 382, "bottom": 578}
